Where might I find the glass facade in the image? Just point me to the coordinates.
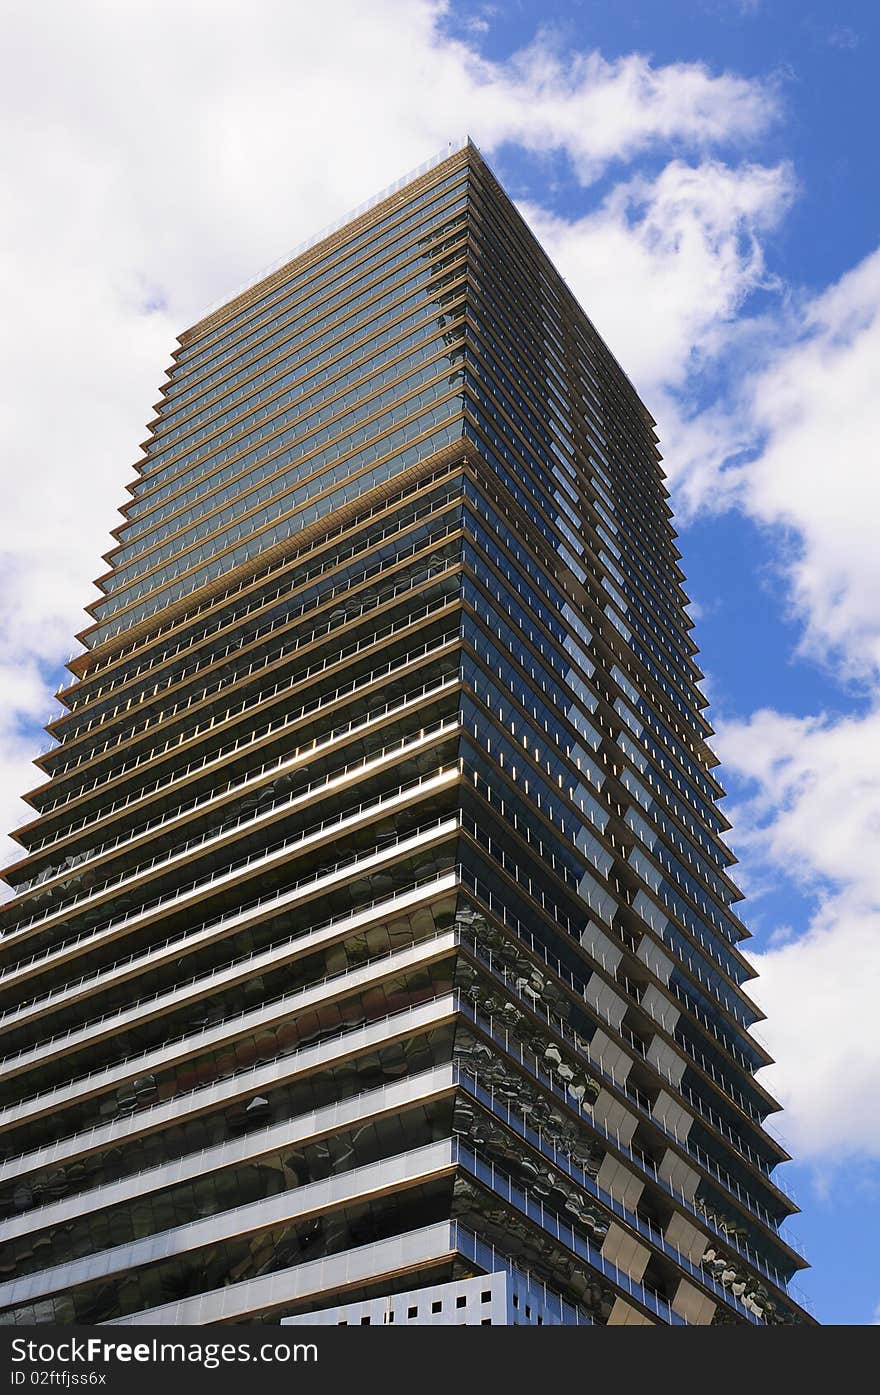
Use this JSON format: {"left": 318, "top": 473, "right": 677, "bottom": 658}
{"left": 0, "top": 141, "right": 811, "bottom": 1327}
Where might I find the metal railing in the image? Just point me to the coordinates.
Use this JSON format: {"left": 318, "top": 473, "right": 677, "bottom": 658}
{"left": 54, "top": 514, "right": 461, "bottom": 754}
{"left": 0, "top": 973, "right": 806, "bottom": 1309}
{"left": 66, "top": 458, "right": 464, "bottom": 690}
{"left": 5, "top": 724, "right": 458, "bottom": 950}
{"left": 458, "top": 929, "right": 792, "bottom": 1239}
{"left": 62, "top": 479, "right": 462, "bottom": 717}
{"left": 454, "top": 870, "right": 776, "bottom": 1173}
{"left": 41, "top": 552, "right": 462, "bottom": 782}
{"left": 0, "top": 816, "right": 459, "bottom": 1078}
{"left": 14, "top": 674, "right": 459, "bottom": 898}
{"left": 458, "top": 991, "right": 805, "bottom": 1284}
{"left": 458, "top": 1065, "right": 760, "bottom": 1322}
{"left": 25, "top": 629, "right": 460, "bottom": 856}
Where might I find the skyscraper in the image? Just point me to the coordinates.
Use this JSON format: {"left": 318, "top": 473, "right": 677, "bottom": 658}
{"left": 0, "top": 140, "right": 810, "bottom": 1326}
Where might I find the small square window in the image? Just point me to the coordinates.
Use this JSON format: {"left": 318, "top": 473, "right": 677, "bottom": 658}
{"left": 431, "top": 1300, "right": 442, "bottom": 1313}
{"left": 456, "top": 1295, "right": 467, "bottom": 1309}
{"left": 481, "top": 1318, "right": 492, "bottom": 1326}
{"left": 481, "top": 1290, "right": 492, "bottom": 1304}
{"left": 361, "top": 1316, "right": 371, "bottom": 1325}
{"left": 408, "top": 1306, "right": 418, "bottom": 1319}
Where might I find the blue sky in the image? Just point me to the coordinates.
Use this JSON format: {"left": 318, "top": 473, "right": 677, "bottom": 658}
{"left": 0, "top": 0, "right": 878, "bottom": 1325}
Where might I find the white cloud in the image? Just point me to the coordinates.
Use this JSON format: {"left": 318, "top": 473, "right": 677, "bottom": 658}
{"left": 825, "top": 25, "right": 860, "bottom": 51}
{"left": 0, "top": 0, "right": 785, "bottom": 870}
{"left": 470, "top": 40, "right": 781, "bottom": 183}
{"left": 734, "top": 251, "right": 880, "bottom": 680}
{"left": 522, "top": 158, "right": 795, "bottom": 391}
{"left": 716, "top": 708, "right": 880, "bottom": 1161}
{"left": 752, "top": 904, "right": 880, "bottom": 1162}
{"left": 603, "top": 241, "right": 880, "bottom": 678}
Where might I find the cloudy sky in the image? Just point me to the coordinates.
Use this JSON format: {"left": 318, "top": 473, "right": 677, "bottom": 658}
{"left": 1, "top": 0, "right": 877, "bottom": 1323}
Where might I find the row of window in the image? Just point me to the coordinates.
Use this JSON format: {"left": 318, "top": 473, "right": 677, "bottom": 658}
{"left": 136, "top": 221, "right": 468, "bottom": 501}
{"left": 85, "top": 407, "right": 464, "bottom": 647}
{"left": 104, "top": 346, "right": 466, "bottom": 594}
{"left": 152, "top": 187, "right": 470, "bottom": 433}
{"left": 170, "top": 168, "right": 470, "bottom": 388}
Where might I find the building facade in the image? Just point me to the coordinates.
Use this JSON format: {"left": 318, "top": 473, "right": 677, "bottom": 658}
{"left": 0, "top": 141, "right": 810, "bottom": 1326}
